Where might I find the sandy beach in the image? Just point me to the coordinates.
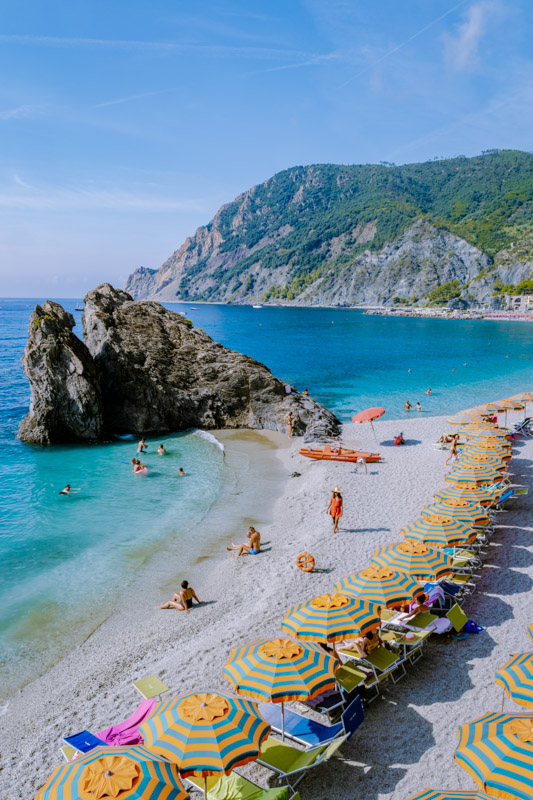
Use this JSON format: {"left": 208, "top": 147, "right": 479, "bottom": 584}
{"left": 3, "top": 413, "right": 533, "bottom": 800}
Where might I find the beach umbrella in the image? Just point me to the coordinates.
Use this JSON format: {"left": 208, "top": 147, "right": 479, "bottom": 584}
{"left": 400, "top": 516, "right": 476, "bottom": 548}
{"left": 463, "top": 443, "right": 512, "bottom": 461}
{"left": 34, "top": 745, "right": 189, "bottom": 800}
{"left": 475, "top": 402, "right": 503, "bottom": 414}
{"left": 371, "top": 541, "right": 453, "bottom": 581}
{"left": 444, "top": 465, "right": 502, "bottom": 485}
{"left": 223, "top": 637, "right": 337, "bottom": 741}
{"left": 496, "top": 653, "right": 533, "bottom": 710}
{"left": 333, "top": 567, "right": 424, "bottom": 608}
{"left": 509, "top": 392, "right": 533, "bottom": 418}
{"left": 352, "top": 406, "right": 385, "bottom": 443}
{"left": 457, "top": 454, "right": 507, "bottom": 473}
{"left": 434, "top": 485, "right": 501, "bottom": 507}
{"left": 140, "top": 692, "right": 269, "bottom": 800}
{"left": 447, "top": 412, "right": 488, "bottom": 426}
{"left": 420, "top": 501, "right": 490, "bottom": 526}
{"left": 281, "top": 593, "right": 380, "bottom": 644}
{"left": 497, "top": 399, "right": 525, "bottom": 411}
{"left": 528, "top": 624, "right": 533, "bottom": 643}
{"left": 406, "top": 790, "right": 490, "bottom": 800}
{"left": 455, "top": 711, "right": 533, "bottom": 800}
{"left": 463, "top": 427, "right": 509, "bottom": 440}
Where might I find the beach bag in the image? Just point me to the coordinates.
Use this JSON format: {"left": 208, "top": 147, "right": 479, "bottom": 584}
{"left": 464, "top": 620, "right": 485, "bottom": 634}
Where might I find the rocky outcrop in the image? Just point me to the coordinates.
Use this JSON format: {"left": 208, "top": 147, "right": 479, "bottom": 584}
{"left": 19, "top": 285, "right": 340, "bottom": 444}
{"left": 19, "top": 302, "right": 104, "bottom": 444}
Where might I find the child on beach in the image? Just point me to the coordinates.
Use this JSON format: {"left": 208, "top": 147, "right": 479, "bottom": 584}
{"left": 327, "top": 487, "right": 343, "bottom": 534}
{"left": 157, "top": 580, "right": 202, "bottom": 613}
{"left": 227, "top": 526, "right": 261, "bottom": 557}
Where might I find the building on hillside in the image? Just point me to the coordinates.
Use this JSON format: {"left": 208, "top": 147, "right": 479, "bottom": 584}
{"left": 505, "top": 295, "right": 533, "bottom": 313}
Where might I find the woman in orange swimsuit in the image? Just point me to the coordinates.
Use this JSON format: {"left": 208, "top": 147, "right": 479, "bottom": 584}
{"left": 327, "top": 487, "right": 343, "bottom": 534}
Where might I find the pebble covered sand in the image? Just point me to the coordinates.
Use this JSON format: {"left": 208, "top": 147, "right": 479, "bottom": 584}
{"left": 2, "top": 413, "right": 533, "bottom": 799}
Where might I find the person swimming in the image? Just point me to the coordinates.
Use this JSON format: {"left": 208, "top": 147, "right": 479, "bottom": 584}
{"left": 133, "top": 460, "right": 147, "bottom": 474}
{"left": 157, "top": 444, "right": 166, "bottom": 455}
{"left": 59, "top": 484, "right": 80, "bottom": 495}
{"left": 178, "top": 467, "right": 185, "bottom": 476}
{"left": 157, "top": 580, "right": 202, "bottom": 613}
{"left": 416, "top": 402, "right": 422, "bottom": 412}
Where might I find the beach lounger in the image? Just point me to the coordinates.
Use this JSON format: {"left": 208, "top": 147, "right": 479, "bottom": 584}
{"left": 446, "top": 603, "right": 469, "bottom": 633}
{"left": 63, "top": 730, "right": 107, "bottom": 754}
{"left": 185, "top": 772, "right": 293, "bottom": 800}
{"left": 256, "top": 734, "right": 348, "bottom": 791}
{"left": 339, "top": 645, "right": 407, "bottom": 685}
{"left": 60, "top": 744, "right": 77, "bottom": 761}
{"left": 302, "top": 663, "right": 368, "bottom": 714}
{"left": 132, "top": 674, "right": 169, "bottom": 700}
{"left": 259, "top": 695, "right": 364, "bottom": 748}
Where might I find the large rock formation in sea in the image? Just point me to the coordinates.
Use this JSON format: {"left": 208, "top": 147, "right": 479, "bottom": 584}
{"left": 19, "top": 284, "right": 340, "bottom": 444}
{"left": 125, "top": 150, "right": 533, "bottom": 308}
{"left": 19, "top": 302, "right": 104, "bottom": 444}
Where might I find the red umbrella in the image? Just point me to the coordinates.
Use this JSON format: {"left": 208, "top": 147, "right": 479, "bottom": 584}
{"left": 352, "top": 407, "right": 385, "bottom": 442}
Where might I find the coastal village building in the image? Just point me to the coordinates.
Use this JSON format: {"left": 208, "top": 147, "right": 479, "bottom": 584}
{"left": 504, "top": 295, "right": 533, "bottom": 313}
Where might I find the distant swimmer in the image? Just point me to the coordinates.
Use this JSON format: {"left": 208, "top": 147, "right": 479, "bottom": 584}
{"left": 452, "top": 368, "right": 456, "bottom": 372}
{"left": 133, "top": 460, "right": 147, "bottom": 474}
{"left": 303, "top": 388, "right": 309, "bottom": 396}
{"left": 404, "top": 401, "right": 412, "bottom": 412}
{"left": 227, "top": 526, "right": 261, "bottom": 557}
{"left": 59, "top": 484, "right": 80, "bottom": 495}
{"left": 157, "top": 444, "right": 166, "bottom": 455}
{"left": 178, "top": 467, "right": 185, "bottom": 477}
{"left": 157, "top": 580, "right": 202, "bottom": 613}
{"left": 137, "top": 437, "right": 148, "bottom": 453}
{"left": 408, "top": 369, "right": 411, "bottom": 373}
{"left": 426, "top": 388, "right": 432, "bottom": 395}
{"left": 416, "top": 402, "right": 422, "bottom": 412}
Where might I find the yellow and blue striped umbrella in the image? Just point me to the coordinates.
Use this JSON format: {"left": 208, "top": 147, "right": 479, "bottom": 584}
{"left": 140, "top": 692, "right": 269, "bottom": 780}
{"left": 371, "top": 541, "right": 453, "bottom": 581}
{"left": 528, "top": 624, "right": 533, "bottom": 643}
{"left": 406, "top": 790, "right": 489, "bottom": 800}
{"left": 497, "top": 399, "right": 525, "bottom": 411}
{"left": 496, "top": 653, "right": 533, "bottom": 709}
{"left": 444, "top": 465, "right": 502, "bottom": 484}
{"left": 434, "top": 485, "right": 500, "bottom": 507}
{"left": 464, "top": 428, "right": 511, "bottom": 439}
{"left": 455, "top": 712, "right": 533, "bottom": 800}
{"left": 420, "top": 501, "right": 490, "bottom": 526}
{"left": 401, "top": 516, "right": 476, "bottom": 548}
{"left": 223, "top": 637, "right": 337, "bottom": 703}
{"left": 457, "top": 453, "right": 507, "bottom": 471}
{"left": 333, "top": 567, "right": 424, "bottom": 608}
{"left": 281, "top": 593, "right": 380, "bottom": 642}
{"left": 508, "top": 392, "right": 533, "bottom": 404}
{"left": 447, "top": 412, "right": 488, "bottom": 425}
{"left": 34, "top": 745, "right": 189, "bottom": 800}
{"left": 463, "top": 443, "right": 512, "bottom": 461}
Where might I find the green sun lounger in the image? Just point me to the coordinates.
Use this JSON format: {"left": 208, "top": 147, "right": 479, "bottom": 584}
{"left": 257, "top": 734, "right": 348, "bottom": 791}
{"left": 186, "top": 772, "right": 293, "bottom": 800}
{"left": 132, "top": 674, "right": 169, "bottom": 700}
{"left": 446, "top": 603, "right": 469, "bottom": 633}
{"left": 407, "top": 612, "right": 438, "bottom": 629}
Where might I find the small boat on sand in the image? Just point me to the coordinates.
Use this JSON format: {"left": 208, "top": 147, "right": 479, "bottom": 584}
{"left": 299, "top": 445, "right": 381, "bottom": 463}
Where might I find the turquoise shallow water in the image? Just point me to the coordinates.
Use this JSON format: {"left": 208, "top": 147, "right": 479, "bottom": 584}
{"left": 3, "top": 297, "right": 533, "bottom": 695}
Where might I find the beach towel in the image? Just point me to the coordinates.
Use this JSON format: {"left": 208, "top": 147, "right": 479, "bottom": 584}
{"left": 96, "top": 698, "right": 156, "bottom": 746}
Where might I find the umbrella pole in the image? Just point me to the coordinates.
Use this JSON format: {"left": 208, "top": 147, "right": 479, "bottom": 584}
{"left": 370, "top": 421, "right": 378, "bottom": 444}
{"left": 281, "top": 701, "right": 285, "bottom": 743}
{"left": 501, "top": 689, "right": 505, "bottom": 712}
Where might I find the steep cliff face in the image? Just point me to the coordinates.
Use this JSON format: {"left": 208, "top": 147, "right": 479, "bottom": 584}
{"left": 125, "top": 150, "right": 533, "bottom": 307}
{"left": 19, "top": 302, "right": 103, "bottom": 444}
{"left": 19, "top": 285, "right": 340, "bottom": 444}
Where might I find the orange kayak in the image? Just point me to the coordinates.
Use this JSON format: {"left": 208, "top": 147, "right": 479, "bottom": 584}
{"left": 299, "top": 446, "right": 381, "bottom": 463}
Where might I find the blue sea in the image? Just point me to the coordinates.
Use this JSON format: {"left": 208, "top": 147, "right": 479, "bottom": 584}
{"left": 3, "top": 297, "right": 533, "bottom": 696}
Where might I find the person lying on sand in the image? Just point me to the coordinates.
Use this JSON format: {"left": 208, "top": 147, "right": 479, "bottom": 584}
{"left": 437, "top": 434, "right": 455, "bottom": 444}
{"left": 59, "top": 484, "right": 80, "bottom": 495}
{"left": 157, "top": 580, "right": 202, "bottom": 613}
{"left": 227, "top": 526, "right": 261, "bottom": 557}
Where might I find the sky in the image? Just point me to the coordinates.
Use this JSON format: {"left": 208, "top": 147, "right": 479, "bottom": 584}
{"left": 1, "top": 0, "right": 532, "bottom": 297}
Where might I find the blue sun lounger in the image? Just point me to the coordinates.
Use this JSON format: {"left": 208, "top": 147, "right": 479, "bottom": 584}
{"left": 258, "top": 695, "right": 364, "bottom": 748}
{"left": 63, "top": 730, "right": 107, "bottom": 754}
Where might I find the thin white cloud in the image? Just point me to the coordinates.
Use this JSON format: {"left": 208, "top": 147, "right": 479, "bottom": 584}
{"left": 443, "top": 1, "right": 503, "bottom": 71}
{"left": 0, "top": 178, "right": 205, "bottom": 212}
{"left": 94, "top": 89, "right": 173, "bottom": 109}
{"left": 0, "top": 104, "right": 40, "bottom": 120}
{"left": 0, "top": 34, "right": 175, "bottom": 50}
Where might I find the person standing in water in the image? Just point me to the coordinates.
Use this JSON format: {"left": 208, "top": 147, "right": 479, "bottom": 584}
{"left": 327, "top": 487, "right": 343, "bottom": 534}
{"left": 137, "top": 437, "right": 148, "bottom": 453}
{"left": 416, "top": 401, "right": 422, "bottom": 412}
{"left": 157, "top": 580, "right": 202, "bottom": 613}
{"left": 178, "top": 467, "right": 185, "bottom": 476}
{"left": 157, "top": 444, "right": 166, "bottom": 455}
{"left": 404, "top": 401, "right": 412, "bottom": 412}
{"left": 286, "top": 412, "right": 293, "bottom": 438}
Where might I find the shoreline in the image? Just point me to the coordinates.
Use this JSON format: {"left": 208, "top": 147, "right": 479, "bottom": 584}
{"left": 4, "top": 414, "right": 533, "bottom": 800}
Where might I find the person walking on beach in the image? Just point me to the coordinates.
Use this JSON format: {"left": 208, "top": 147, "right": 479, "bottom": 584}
{"left": 327, "top": 487, "right": 343, "bottom": 534}
{"left": 404, "top": 401, "right": 412, "bottom": 412}
{"left": 445, "top": 434, "right": 460, "bottom": 466}
{"left": 137, "top": 437, "right": 148, "bottom": 453}
{"left": 157, "top": 580, "right": 202, "bottom": 613}
{"left": 286, "top": 412, "right": 294, "bottom": 438}
{"left": 227, "top": 526, "right": 261, "bottom": 557}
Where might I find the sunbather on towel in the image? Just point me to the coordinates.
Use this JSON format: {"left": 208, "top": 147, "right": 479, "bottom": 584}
{"left": 157, "top": 580, "right": 202, "bottom": 613}
{"left": 350, "top": 630, "right": 381, "bottom": 658}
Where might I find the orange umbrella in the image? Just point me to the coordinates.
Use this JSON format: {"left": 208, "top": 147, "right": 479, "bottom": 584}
{"left": 352, "top": 407, "right": 385, "bottom": 442}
